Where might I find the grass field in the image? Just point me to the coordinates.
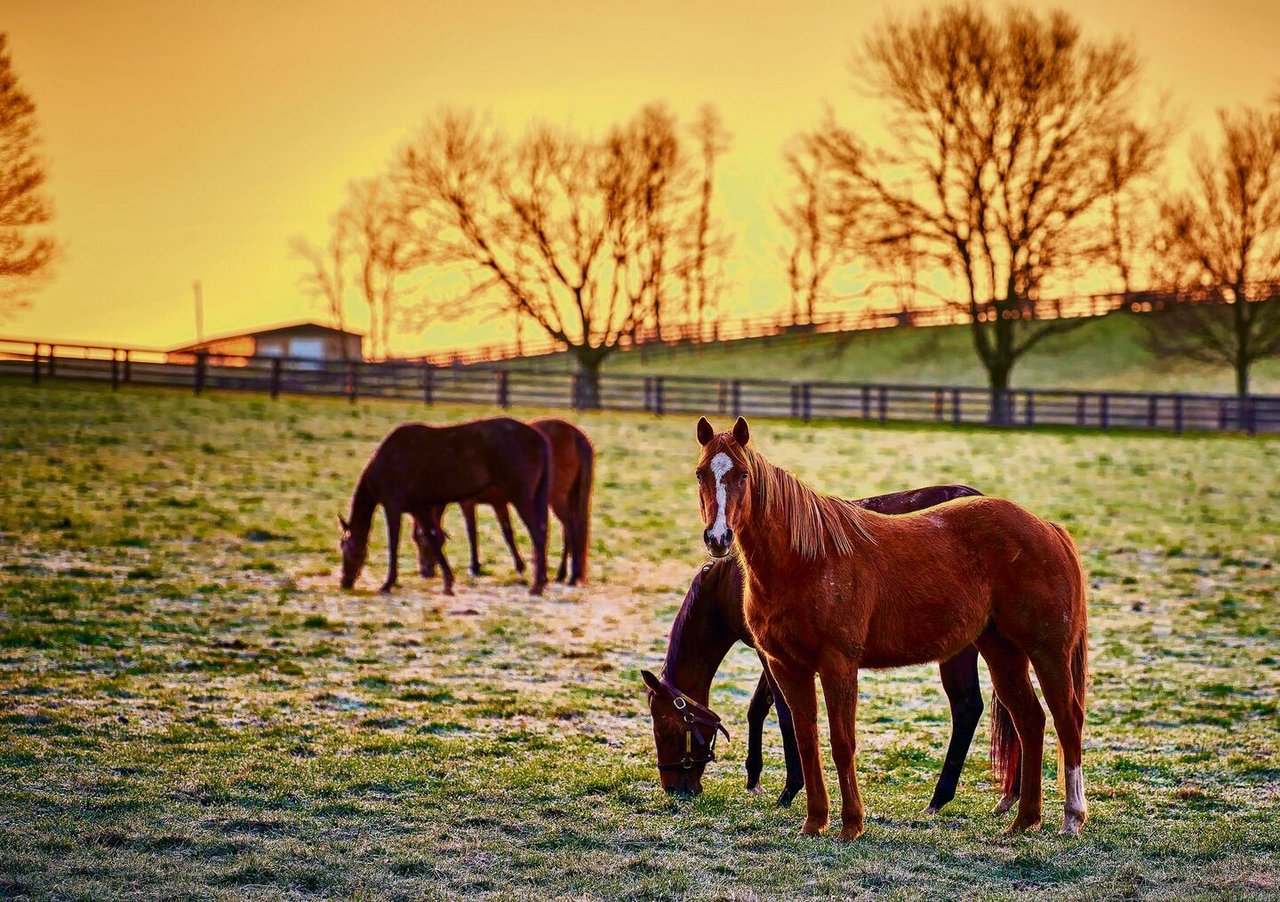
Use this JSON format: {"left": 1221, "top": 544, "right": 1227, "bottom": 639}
{"left": 1, "top": 378, "right": 1278, "bottom": 899}
{"left": 591, "top": 312, "right": 1280, "bottom": 395}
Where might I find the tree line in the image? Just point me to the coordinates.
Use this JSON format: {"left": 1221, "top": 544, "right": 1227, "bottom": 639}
{"left": 2, "top": 6, "right": 1279, "bottom": 423}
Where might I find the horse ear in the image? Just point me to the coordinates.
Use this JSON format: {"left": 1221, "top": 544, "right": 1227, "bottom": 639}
{"left": 640, "top": 669, "right": 665, "bottom": 695}
{"left": 696, "top": 417, "right": 715, "bottom": 446}
{"left": 337, "top": 514, "right": 350, "bottom": 533}
{"left": 732, "top": 416, "right": 750, "bottom": 447}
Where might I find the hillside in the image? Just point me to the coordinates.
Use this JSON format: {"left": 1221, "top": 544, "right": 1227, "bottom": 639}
{"left": 512, "top": 311, "right": 1280, "bottom": 395}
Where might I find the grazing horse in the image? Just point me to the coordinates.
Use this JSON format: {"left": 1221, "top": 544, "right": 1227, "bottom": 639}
{"left": 338, "top": 418, "right": 550, "bottom": 596}
{"left": 414, "top": 418, "right": 595, "bottom": 586}
{"left": 643, "top": 485, "right": 1021, "bottom": 812}
{"left": 693, "top": 416, "right": 1089, "bottom": 839}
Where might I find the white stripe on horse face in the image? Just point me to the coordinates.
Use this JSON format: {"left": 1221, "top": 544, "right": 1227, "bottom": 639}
{"left": 709, "top": 452, "right": 734, "bottom": 541}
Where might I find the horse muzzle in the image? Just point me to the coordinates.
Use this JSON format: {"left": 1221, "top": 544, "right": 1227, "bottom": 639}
{"left": 703, "top": 528, "right": 734, "bottom": 559}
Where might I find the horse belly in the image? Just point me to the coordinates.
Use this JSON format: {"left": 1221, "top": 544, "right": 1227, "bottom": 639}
{"left": 859, "top": 594, "right": 988, "bottom": 669}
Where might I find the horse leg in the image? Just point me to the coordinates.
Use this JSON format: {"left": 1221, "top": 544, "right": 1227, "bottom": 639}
{"left": 555, "top": 513, "right": 572, "bottom": 584}
{"left": 379, "top": 508, "right": 401, "bottom": 594}
{"left": 461, "top": 501, "right": 482, "bottom": 577}
{"left": 494, "top": 503, "right": 525, "bottom": 576}
{"left": 512, "top": 496, "right": 548, "bottom": 596}
{"left": 745, "top": 669, "right": 772, "bottom": 793}
{"left": 976, "top": 631, "right": 1045, "bottom": 834}
{"left": 767, "top": 657, "right": 828, "bottom": 835}
{"left": 763, "top": 657, "right": 804, "bottom": 807}
{"left": 819, "top": 663, "right": 865, "bottom": 841}
{"left": 1029, "top": 637, "right": 1088, "bottom": 836}
{"left": 414, "top": 509, "right": 441, "bottom": 578}
{"left": 927, "top": 645, "right": 985, "bottom": 814}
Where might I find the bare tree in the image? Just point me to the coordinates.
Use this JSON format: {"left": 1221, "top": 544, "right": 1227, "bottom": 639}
{"left": 778, "top": 132, "right": 856, "bottom": 325}
{"left": 339, "top": 177, "right": 415, "bottom": 360}
{"left": 0, "top": 34, "right": 56, "bottom": 317}
{"left": 290, "top": 222, "right": 351, "bottom": 360}
{"left": 1101, "top": 122, "right": 1168, "bottom": 298}
{"left": 1147, "top": 101, "right": 1280, "bottom": 404}
{"left": 815, "top": 4, "right": 1166, "bottom": 422}
{"left": 684, "top": 104, "right": 732, "bottom": 334}
{"left": 391, "top": 107, "right": 713, "bottom": 406}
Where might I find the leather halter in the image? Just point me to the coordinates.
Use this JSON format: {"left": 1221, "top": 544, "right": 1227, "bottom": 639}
{"left": 650, "top": 674, "right": 731, "bottom": 771}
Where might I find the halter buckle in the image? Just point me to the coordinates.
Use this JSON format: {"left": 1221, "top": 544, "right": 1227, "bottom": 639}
{"left": 673, "top": 697, "right": 687, "bottom": 710}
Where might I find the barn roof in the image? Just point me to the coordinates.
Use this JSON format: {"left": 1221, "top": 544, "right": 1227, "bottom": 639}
{"left": 168, "top": 320, "right": 364, "bottom": 353}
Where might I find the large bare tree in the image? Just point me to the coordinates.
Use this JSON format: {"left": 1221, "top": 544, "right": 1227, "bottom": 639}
{"left": 815, "top": 4, "right": 1166, "bottom": 421}
{"left": 683, "top": 104, "right": 732, "bottom": 334}
{"left": 391, "top": 106, "right": 714, "bottom": 405}
{"left": 1146, "top": 101, "right": 1280, "bottom": 404}
{"left": 0, "top": 34, "right": 56, "bottom": 317}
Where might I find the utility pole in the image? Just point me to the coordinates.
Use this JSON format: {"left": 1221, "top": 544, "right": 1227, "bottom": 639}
{"left": 193, "top": 279, "right": 204, "bottom": 344}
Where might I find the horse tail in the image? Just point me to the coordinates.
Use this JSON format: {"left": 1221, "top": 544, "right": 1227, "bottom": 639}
{"left": 569, "top": 434, "right": 594, "bottom": 583}
{"left": 990, "top": 693, "right": 1020, "bottom": 800}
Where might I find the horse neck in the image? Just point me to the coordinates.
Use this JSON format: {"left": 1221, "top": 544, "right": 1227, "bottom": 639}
{"left": 663, "top": 571, "right": 740, "bottom": 706}
{"left": 348, "top": 476, "right": 377, "bottom": 542}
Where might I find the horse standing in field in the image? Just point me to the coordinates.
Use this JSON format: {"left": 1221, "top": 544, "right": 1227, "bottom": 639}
{"left": 338, "top": 418, "right": 550, "bottom": 596}
{"left": 642, "top": 485, "right": 1021, "bottom": 813}
{"left": 692, "top": 416, "right": 1089, "bottom": 839}
{"left": 414, "top": 417, "right": 595, "bottom": 586}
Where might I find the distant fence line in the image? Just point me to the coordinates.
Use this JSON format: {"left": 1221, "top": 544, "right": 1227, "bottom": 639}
{"left": 2, "top": 339, "right": 1276, "bottom": 436}
{"left": 403, "top": 284, "right": 1277, "bottom": 368}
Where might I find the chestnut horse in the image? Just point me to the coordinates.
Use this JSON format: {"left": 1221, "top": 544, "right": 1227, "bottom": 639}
{"left": 414, "top": 417, "right": 594, "bottom": 586}
{"left": 643, "top": 485, "right": 1021, "bottom": 813}
{"left": 339, "top": 418, "right": 549, "bottom": 595}
{"left": 693, "top": 417, "right": 1088, "bottom": 839}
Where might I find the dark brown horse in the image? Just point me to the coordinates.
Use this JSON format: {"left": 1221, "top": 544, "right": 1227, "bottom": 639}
{"left": 339, "top": 418, "right": 550, "bottom": 595}
{"left": 643, "top": 485, "right": 1021, "bottom": 813}
{"left": 693, "top": 417, "right": 1089, "bottom": 839}
{"left": 413, "top": 417, "right": 594, "bottom": 586}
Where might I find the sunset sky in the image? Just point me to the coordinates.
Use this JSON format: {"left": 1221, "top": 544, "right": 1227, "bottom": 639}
{"left": 5, "top": 0, "right": 1279, "bottom": 355}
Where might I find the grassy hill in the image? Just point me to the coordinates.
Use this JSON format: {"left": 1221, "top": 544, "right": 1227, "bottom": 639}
{"left": 517, "top": 311, "right": 1280, "bottom": 395}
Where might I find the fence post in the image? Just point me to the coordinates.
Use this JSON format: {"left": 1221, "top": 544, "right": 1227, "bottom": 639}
{"left": 878, "top": 385, "right": 888, "bottom": 424}
{"left": 790, "top": 384, "right": 801, "bottom": 420}
{"left": 124, "top": 350, "right": 132, "bottom": 384}
{"left": 1147, "top": 395, "right": 1158, "bottom": 429}
{"left": 952, "top": 388, "right": 961, "bottom": 425}
{"left": 643, "top": 376, "right": 653, "bottom": 413}
{"left": 31, "top": 343, "right": 40, "bottom": 384}
{"left": 654, "top": 376, "right": 665, "bottom": 416}
{"left": 110, "top": 350, "right": 119, "bottom": 390}
{"left": 861, "top": 385, "right": 871, "bottom": 420}
{"left": 732, "top": 380, "right": 742, "bottom": 417}
{"left": 934, "top": 388, "right": 944, "bottom": 422}
{"left": 1026, "top": 391, "right": 1035, "bottom": 427}
{"left": 1076, "top": 393, "right": 1085, "bottom": 427}
{"left": 1246, "top": 396, "right": 1257, "bottom": 436}
{"left": 48, "top": 345, "right": 55, "bottom": 378}
{"left": 270, "top": 358, "right": 282, "bottom": 400}
{"left": 496, "top": 369, "right": 510, "bottom": 408}
{"left": 1099, "top": 394, "right": 1109, "bottom": 431}
{"left": 802, "top": 383, "right": 812, "bottom": 423}
{"left": 194, "top": 351, "right": 207, "bottom": 395}
{"left": 1173, "top": 395, "right": 1184, "bottom": 435}
{"left": 346, "top": 362, "right": 358, "bottom": 403}
{"left": 422, "top": 365, "right": 434, "bottom": 406}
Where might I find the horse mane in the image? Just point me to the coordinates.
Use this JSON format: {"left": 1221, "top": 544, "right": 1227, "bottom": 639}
{"left": 663, "top": 564, "right": 710, "bottom": 676}
{"left": 744, "top": 446, "right": 876, "bottom": 559}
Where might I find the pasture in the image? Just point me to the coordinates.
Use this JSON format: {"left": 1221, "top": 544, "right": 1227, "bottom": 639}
{"left": 1, "top": 378, "right": 1277, "bottom": 899}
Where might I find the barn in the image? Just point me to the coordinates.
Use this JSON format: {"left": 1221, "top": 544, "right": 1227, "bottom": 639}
{"left": 167, "top": 321, "right": 364, "bottom": 363}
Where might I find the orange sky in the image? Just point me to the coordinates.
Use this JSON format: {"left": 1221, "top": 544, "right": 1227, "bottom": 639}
{"left": 5, "top": 0, "right": 1279, "bottom": 355}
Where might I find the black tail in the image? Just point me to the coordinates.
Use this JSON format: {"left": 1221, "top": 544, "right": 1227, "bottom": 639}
{"left": 990, "top": 694, "right": 1020, "bottom": 800}
{"left": 569, "top": 435, "right": 594, "bottom": 583}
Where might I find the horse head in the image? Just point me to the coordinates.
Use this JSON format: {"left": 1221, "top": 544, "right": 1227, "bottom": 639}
{"left": 337, "top": 514, "right": 366, "bottom": 589}
{"left": 641, "top": 668, "right": 729, "bottom": 796}
{"left": 695, "top": 416, "right": 754, "bottom": 559}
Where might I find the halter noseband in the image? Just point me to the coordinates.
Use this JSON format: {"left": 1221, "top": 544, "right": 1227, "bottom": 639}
{"left": 650, "top": 675, "right": 731, "bottom": 772}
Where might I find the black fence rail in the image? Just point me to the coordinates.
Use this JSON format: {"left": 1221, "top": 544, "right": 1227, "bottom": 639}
{"left": 2, "top": 340, "right": 1277, "bottom": 435}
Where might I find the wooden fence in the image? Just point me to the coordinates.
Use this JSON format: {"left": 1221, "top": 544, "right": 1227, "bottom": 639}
{"left": 2, "top": 339, "right": 1276, "bottom": 435}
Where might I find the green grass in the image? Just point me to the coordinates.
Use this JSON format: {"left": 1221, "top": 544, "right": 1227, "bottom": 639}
{"left": 577, "top": 311, "right": 1280, "bottom": 394}
{"left": 1, "top": 378, "right": 1278, "bottom": 899}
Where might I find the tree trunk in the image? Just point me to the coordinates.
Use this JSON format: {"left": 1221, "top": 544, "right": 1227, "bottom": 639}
{"left": 987, "top": 362, "right": 1013, "bottom": 426}
{"left": 574, "top": 348, "right": 607, "bottom": 410}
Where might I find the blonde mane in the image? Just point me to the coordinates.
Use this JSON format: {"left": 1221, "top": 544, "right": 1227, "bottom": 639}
{"left": 744, "top": 447, "right": 876, "bottom": 559}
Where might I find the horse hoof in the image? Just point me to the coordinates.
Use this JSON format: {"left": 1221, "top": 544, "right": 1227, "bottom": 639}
{"left": 924, "top": 804, "right": 940, "bottom": 815}
{"left": 992, "top": 795, "right": 1018, "bottom": 815}
{"left": 441, "top": 586, "right": 455, "bottom": 597}
{"left": 528, "top": 583, "right": 546, "bottom": 597}
{"left": 836, "top": 825, "right": 864, "bottom": 842}
{"left": 799, "top": 818, "right": 828, "bottom": 836}
{"left": 469, "top": 567, "right": 483, "bottom": 577}
{"left": 1060, "top": 813, "right": 1086, "bottom": 837}
{"left": 379, "top": 585, "right": 394, "bottom": 594}
{"left": 777, "top": 790, "right": 800, "bottom": 807}
{"left": 746, "top": 784, "right": 764, "bottom": 795}
{"left": 1005, "top": 816, "right": 1042, "bottom": 835}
